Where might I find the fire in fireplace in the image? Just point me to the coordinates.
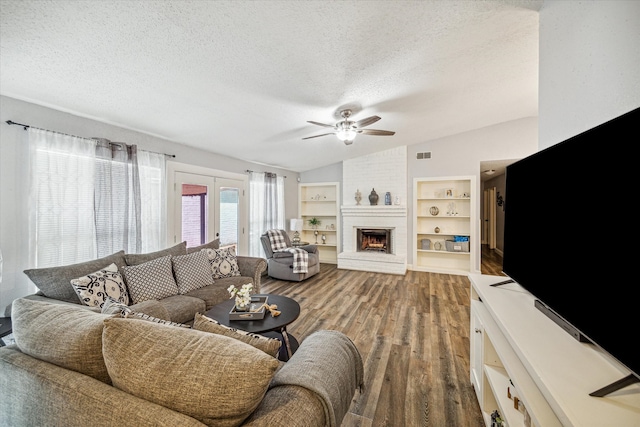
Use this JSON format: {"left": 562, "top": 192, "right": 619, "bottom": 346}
{"left": 357, "top": 228, "right": 392, "bottom": 254}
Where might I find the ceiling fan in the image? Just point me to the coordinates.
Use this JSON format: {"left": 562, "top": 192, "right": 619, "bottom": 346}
{"left": 303, "top": 109, "right": 395, "bottom": 145}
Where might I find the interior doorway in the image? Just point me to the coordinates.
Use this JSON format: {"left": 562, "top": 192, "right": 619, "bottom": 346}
{"left": 479, "top": 159, "right": 518, "bottom": 273}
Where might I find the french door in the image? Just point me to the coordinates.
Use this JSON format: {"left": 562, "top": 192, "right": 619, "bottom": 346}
{"left": 168, "top": 163, "right": 247, "bottom": 255}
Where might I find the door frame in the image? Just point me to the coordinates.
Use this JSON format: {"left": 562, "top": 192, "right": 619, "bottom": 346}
{"left": 166, "top": 162, "right": 249, "bottom": 255}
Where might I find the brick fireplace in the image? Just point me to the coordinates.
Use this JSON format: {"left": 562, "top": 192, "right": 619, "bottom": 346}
{"left": 338, "top": 205, "right": 407, "bottom": 274}
{"left": 338, "top": 146, "right": 408, "bottom": 274}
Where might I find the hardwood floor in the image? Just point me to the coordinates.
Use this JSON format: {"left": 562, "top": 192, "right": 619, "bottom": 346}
{"left": 259, "top": 247, "right": 504, "bottom": 427}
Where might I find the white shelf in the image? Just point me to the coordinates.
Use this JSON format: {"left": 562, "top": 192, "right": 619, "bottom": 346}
{"left": 412, "top": 176, "right": 475, "bottom": 274}
{"left": 299, "top": 182, "right": 340, "bottom": 264}
{"left": 469, "top": 273, "right": 640, "bottom": 427}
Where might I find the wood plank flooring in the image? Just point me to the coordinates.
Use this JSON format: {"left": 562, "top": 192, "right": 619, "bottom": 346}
{"left": 259, "top": 245, "right": 505, "bottom": 427}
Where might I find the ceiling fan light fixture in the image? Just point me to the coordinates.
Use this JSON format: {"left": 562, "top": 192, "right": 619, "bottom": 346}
{"left": 336, "top": 128, "right": 357, "bottom": 143}
{"left": 484, "top": 169, "right": 496, "bottom": 175}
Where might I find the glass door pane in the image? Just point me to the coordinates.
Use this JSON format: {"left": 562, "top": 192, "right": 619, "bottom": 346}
{"left": 215, "top": 179, "right": 242, "bottom": 254}
{"left": 175, "top": 172, "right": 215, "bottom": 247}
{"left": 181, "top": 183, "right": 208, "bottom": 247}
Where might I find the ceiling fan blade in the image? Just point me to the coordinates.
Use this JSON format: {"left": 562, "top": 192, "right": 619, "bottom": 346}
{"left": 307, "top": 121, "right": 335, "bottom": 128}
{"left": 354, "top": 115, "right": 381, "bottom": 128}
{"left": 358, "top": 129, "right": 396, "bottom": 136}
{"left": 302, "top": 132, "right": 336, "bottom": 140}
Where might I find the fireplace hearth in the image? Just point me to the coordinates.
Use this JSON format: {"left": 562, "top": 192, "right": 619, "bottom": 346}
{"left": 357, "top": 228, "right": 392, "bottom": 254}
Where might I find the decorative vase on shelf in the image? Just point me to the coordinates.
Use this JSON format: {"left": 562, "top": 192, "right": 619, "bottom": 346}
{"left": 385, "top": 192, "right": 391, "bottom": 205}
{"left": 435, "top": 227, "right": 440, "bottom": 233}
{"left": 355, "top": 189, "right": 362, "bottom": 205}
{"left": 369, "top": 188, "right": 378, "bottom": 205}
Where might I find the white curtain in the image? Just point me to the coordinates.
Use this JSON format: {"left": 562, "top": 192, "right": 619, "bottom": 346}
{"left": 138, "top": 149, "right": 167, "bottom": 253}
{"left": 28, "top": 128, "right": 166, "bottom": 268}
{"left": 28, "top": 128, "right": 98, "bottom": 267}
{"left": 248, "top": 172, "right": 285, "bottom": 257}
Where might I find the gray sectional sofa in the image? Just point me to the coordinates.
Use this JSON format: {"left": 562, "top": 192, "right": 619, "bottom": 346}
{"left": 0, "top": 240, "right": 365, "bottom": 426}
{"left": 18, "top": 239, "right": 266, "bottom": 324}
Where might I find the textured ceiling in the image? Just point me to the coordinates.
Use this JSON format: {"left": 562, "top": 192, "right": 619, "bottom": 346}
{"left": 0, "top": 0, "right": 542, "bottom": 172}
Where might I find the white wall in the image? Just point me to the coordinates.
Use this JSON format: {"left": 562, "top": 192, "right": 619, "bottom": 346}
{"left": 0, "top": 95, "right": 299, "bottom": 315}
{"left": 539, "top": 1, "right": 640, "bottom": 150}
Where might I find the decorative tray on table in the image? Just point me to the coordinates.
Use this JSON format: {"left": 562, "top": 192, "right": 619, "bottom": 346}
{"left": 229, "top": 296, "right": 268, "bottom": 320}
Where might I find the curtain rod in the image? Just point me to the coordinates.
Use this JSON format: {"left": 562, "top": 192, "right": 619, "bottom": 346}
{"left": 5, "top": 120, "right": 176, "bottom": 158}
{"left": 245, "top": 169, "right": 287, "bottom": 178}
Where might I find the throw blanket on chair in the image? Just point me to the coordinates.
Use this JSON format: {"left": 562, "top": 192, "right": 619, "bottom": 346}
{"left": 266, "top": 229, "right": 309, "bottom": 274}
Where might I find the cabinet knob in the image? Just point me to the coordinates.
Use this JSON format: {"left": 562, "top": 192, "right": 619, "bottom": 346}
{"left": 474, "top": 328, "right": 482, "bottom": 334}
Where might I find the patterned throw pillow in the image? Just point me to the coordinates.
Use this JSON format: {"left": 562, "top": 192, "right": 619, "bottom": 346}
{"left": 171, "top": 251, "right": 214, "bottom": 294}
{"left": 124, "top": 311, "right": 191, "bottom": 328}
{"left": 121, "top": 255, "right": 179, "bottom": 304}
{"left": 202, "top": 247, "right": 241, "bottom": 279}
{"left": 70, "top": 263, "right": 129, "bottom": 308}
{"left": 101, "top": 296, "right": 132, "bottom": 316}
{"left": 192, "top": 313, "right": 281, "bottom": 357}
{"left": 101, "top": 296, "right": 190, "bottom": 328}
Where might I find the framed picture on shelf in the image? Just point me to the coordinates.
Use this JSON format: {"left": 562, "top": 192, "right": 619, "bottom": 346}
{"left": 444, "top": 188, "right": 454, "bottom": 198}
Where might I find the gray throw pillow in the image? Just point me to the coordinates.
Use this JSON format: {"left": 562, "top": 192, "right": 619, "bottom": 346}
{"left": 122, "top": 255, "right": 179, "bottom": 304}
{"left": 11, "top": 298, "right": 112, "bottom": 384}
{"left": 192, "top": 313, "right": 281, "bottom": 357}
{"left": 171, "top": 251, "right": 215, "bottom": 294}
{"left": 23, "top": 250, "right": 127, "bottom": 304}
{"left": 124, "top": 241, "right": 187, "bottom": 266}
{"left": 102, "top": 317, "right": 279, "bottom": 427}
{"left": 102, "top": 296, "right": 190, "bottom": 328}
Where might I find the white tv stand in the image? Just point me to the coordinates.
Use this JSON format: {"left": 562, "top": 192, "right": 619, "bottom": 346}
{"left": 469, "top": 274, "right": 640, "bottom": 427}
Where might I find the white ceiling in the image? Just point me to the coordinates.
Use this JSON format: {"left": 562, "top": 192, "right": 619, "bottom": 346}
{"left": 0, "top": 0, "right": 542, "bottom": 173}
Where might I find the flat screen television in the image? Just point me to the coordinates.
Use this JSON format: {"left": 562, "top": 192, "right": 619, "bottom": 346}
{"left": 502, "top": 106, "right": 640, "bottom": 397}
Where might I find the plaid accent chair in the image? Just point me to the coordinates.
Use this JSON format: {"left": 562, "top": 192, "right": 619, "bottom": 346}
{"left": 260, "top": 230, "right": 320, "bottom": 282}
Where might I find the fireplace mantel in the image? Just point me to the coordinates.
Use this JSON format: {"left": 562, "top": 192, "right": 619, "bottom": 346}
{"left": 341, "top": 206, "right": 407, "bottom": 217}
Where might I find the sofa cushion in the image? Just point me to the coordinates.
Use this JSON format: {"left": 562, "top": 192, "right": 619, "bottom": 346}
{"left": 71, "top": 262, "right": 130, "bottom": 308}
{"left": 122, "top": 255, "right": 179, "bottom": 304}
{"left": 102, "top": 317, "right": 279, "bottom": 427}
{"left": 186, "top": 238, "right": 220, "bottom": 253}
{"left": 23, "top": 250, "right": 127, "bottom": 304}
{"left": 203, "top": 247, "right": 241, "bottom": 279}
{"left": 11, "top": 298, "right": 112, "bottom": 384}
{"left": 124, "top": 241, "right": 187, "bottom": 266}
{"left": 172, "top": 251, "right": 215, "bottom": 294}
{"left": 156, "top": 294, "right": 207, "bottom": 324}
{"left": 192, "top": 313, "right": 281, "bottom": 357}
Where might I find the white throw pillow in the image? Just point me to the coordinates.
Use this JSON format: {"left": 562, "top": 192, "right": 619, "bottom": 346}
{"left": 71, "top": 262, "right": 129, "bottom": 308}
{"left": 203, "top": 247, "right": 241, "bottom": 279}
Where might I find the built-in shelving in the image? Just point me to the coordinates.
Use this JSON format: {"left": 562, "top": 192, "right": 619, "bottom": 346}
{"left": 412, "top": 176, "right": 475, "bottom": 274}
{"left": 298, "top": 182, "right": 340, "bottom": 264}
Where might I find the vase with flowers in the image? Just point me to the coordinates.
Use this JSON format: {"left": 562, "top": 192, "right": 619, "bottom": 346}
{"left": 227, "top": 283, "right": 253, "bottom": 312}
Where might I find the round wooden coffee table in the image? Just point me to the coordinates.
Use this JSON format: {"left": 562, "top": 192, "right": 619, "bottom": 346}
{"left": 204, "top": 294, "right": 300, "bottom": 361}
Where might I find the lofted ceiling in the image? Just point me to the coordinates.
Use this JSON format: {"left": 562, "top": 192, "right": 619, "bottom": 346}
{"left": 0, "top": 0, "right": 542, "bottom": 173}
